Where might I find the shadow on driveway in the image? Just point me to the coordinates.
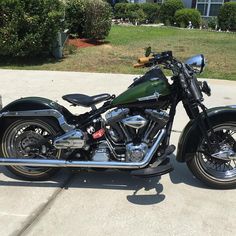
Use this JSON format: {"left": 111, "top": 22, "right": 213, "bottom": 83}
{"left": 0, "top": 155, "right": 209, "bottom": 205}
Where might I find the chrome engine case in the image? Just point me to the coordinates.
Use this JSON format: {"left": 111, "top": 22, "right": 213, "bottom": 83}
{"left": 54, "top": 130, "right": 85, "bottom": 149}
{"left": 126, "top": 143, "right": 148, "bottom": 162}
{"left": 92, "top": 142, "right": 110, "bottom": 162}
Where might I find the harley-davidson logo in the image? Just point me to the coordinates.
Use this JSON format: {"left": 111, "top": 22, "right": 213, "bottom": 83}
{"left": 137, "top": 92, "right": 160, "bottom": 101}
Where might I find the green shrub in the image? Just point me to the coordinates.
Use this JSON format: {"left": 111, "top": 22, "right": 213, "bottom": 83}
{"left": 114, "top": 3, "right": 146, "bottom": 24}
{"left": 0, "top": 0, "right": 64, "bottom": 57}
{"left": 114, "top": 3, "right": 127, "bottom": 19}
{"left": 140, "top": 3, "right": 160, "bottom": 23}
{"left": 200, "top": 18, "right": 208, "bottom": 29}
{"left": 65, "top": 0, "right": 112, "bottom": 39}
{"left": 175, "top": 8, "right": 201, "bottom": 28}
{"left": 126, "top": 4, "right": 146, "bottom": 24}
{"left": 65, "top": 0, "right": 86, "bottom": 36}
{"left": 83, "top": 0, "right": 112, "bottom": 39}
{"left": 218, "top": 2, "right": 236, "bottom": 31}
{"left": 129, "top": 9, "right": 146, "bottom": 25}
{"left": 207, "top": 17, "right": 218, "bottom": 30}
{"left": 159, "top": 0, "right": 184, "bottom": 25}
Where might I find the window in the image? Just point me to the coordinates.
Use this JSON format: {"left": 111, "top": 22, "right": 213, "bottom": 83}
{"left": 196, "top": 0, "right": 224, "bottom": 17}
{"left": 209, "top": 4, "right": 222, "bottom": 16}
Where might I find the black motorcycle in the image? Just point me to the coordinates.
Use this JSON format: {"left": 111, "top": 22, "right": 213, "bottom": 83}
{"left": 0, "top": 49, "right": 235, "bottom": 189}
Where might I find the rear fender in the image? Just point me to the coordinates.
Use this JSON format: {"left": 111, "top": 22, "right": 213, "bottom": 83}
{"left": 176, "top": 106, "right": 236, "bottom": 162}
{"left": 0, "top": 97, "right": 74, "bottom": 132}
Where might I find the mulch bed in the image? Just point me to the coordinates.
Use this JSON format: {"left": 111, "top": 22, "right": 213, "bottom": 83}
{"left": 67, "top": 38, "right": 106, "bottom": 48}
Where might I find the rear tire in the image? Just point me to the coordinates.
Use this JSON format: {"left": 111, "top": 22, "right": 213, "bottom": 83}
{"left": 0, "top": 118, "right": 62, "bottom": 181}
{"left": 187, "top": 122, "right": 236, "bottom": 189}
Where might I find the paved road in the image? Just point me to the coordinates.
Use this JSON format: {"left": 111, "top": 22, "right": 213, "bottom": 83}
{"left": 0, "top": 69, "right": 236, "bottom": 236}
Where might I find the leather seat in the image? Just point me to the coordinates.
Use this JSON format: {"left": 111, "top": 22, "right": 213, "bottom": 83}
{"left": 62, "top": 93, "right": 111, "bottom": 107}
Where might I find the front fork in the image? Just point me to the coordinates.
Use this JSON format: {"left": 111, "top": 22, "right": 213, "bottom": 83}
{"left": 161, "top": 95, "right": 219, "bottom": 157}
{"left": 183, "top": 99, "right": 219, "bottom": 154}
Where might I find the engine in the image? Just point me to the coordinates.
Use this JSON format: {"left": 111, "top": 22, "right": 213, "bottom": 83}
{"left": 105, "top": 108, "right": 169, "bottom": 162}
{"left": 53, "top": 108, "right": 169, "bottom": 163}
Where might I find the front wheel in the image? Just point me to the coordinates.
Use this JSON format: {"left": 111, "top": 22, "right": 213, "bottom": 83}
{"left": 187, "top": 122, "right": 236, "bottom": 189}
{"left": 0, "top": 118, "right": 62, "bottom": 181}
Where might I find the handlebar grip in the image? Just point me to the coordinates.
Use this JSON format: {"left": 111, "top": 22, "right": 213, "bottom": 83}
{"left": 138, "top": 56, "right": 154, "bottom": 64}
{"left": 133, "top": 63, "right": 145, "bottom": 68}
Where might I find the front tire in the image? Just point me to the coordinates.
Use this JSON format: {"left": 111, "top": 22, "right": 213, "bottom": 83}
{"left": 187, "top": 122, "right": 236, "bottom": 189}
{"left": 0, "top": 118, "right": 62, "bottom": 181}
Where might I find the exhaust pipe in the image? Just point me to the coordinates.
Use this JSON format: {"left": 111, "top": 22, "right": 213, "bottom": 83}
{"left": 0, "top": 129, "right": 166, "bottom": 169}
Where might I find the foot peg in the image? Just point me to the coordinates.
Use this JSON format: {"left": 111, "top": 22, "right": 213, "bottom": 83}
{"left": 131, "top": 145, "right": 176, "bottom": 178}
{"left": 165, "top": 145, "right": 176, "bottom": 156}
{"left": 151, "top": 145, "right": 176, "bottom": 168}
{"left": 131, "top": 159, "right": 173, "bottom": 178}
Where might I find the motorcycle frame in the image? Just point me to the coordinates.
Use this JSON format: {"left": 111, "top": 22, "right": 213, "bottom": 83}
{"left": 1, "top": 75, "right": 236, "bottom": 166}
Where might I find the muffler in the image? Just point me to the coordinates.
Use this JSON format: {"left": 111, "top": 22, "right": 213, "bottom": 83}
{"left": 0, "top": 129, "right": 166, "bottom": 169}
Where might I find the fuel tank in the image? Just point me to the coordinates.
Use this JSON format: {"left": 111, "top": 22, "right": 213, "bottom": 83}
{"left": 112, "top": 68, "right": 171, "bottom": 108}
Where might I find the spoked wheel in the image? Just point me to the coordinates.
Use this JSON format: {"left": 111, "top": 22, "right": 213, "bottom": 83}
{"left": 0, "top": 118, "right": 62, "bottom": 180}
{"left": 187, "top": 122, "right": 236, "bottom": 189}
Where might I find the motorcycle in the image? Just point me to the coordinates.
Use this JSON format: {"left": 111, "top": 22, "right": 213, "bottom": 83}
{"left": 0, "top": 49, "right": 235, "bottom": 189}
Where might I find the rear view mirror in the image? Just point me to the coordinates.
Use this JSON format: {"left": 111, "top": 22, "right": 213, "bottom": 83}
{"left": 145, "top": 47, "right": 152, "bottom": 57}
{"left": 185, "top": 54, "right": 206, "bottom": 74}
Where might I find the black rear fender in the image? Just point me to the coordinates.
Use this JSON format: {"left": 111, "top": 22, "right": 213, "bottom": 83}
{"left": 0, "top": 97, "right": 75, "bottom": 132}
{"left": 177, "top": 106, "right": 236, "bottom": 162}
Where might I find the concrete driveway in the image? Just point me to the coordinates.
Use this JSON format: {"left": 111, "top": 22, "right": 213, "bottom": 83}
{"left": 0, "top": 69, "right": 236, "bottom": 236}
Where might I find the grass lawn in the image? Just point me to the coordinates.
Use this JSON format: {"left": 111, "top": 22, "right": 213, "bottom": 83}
{"left": 1, "top": 25, "right": 236, "bottom": 80}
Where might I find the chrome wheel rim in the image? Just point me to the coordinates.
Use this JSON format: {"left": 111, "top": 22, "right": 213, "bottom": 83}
{"left": 196, "top": 124, "right": 236, "bottom": 181}
{"left": 2, "top": 120, "right": 61, "bottom": 175}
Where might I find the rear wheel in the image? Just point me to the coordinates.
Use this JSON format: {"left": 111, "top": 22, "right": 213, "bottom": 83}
{"left": 0, "top": 118, "right": 62, "bottom": 181}
{"left": 187, "top": 122, "right": 236, "bottom": 189}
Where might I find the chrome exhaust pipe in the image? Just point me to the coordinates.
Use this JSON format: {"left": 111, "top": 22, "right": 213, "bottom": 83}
{"left": 0, "top": 129, "right": 166, "bottom": 169}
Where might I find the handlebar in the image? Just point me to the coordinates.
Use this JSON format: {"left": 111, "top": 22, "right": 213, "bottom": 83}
{"left": 133, "top": 63, "right": 146, "bottom": 68}
{"left": 134, "top": 51, "right": 173, "bottom": 68}
{"left": 138, "top": 56, "right": 154, "bottom": 64}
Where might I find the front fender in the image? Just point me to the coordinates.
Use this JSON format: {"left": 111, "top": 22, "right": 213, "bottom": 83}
{"left": 0, "top": 97, "right": 74, "bottom": 132}
{"left": 176, "top": 105, "right": 236, "bottom": 162}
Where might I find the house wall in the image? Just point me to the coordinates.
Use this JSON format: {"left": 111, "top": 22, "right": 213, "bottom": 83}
{"left": 127, "top": 0, "right": 236, "bottom": 17}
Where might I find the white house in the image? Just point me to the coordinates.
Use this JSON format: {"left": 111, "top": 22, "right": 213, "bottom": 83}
{"left": 126, "top": 0, "right": 236, "bottom": 17}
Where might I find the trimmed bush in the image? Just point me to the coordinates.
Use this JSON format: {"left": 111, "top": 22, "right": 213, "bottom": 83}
{"left": 207, "top": 17, "right": 218, "bottom": 30}
{"left": 218, "top": 2, "right": 236, "bottom": 31}
{"left": 114, "top": 3, "right": 127, "bottom": 19}
{"left": 126, "top": 4, "right": 146, "bottom": 24}
{"left": 65, "top": 0, "right": 86, "bottom": 36}
{"left": 159, "top": 0, "right": 184, "bottom": 25}
{"left": 83, "top": 0, "right": 112, "bottom": 39}
{"left": 0, "top": 0, "right": 64, "bottom": 57}
{"left": 140, "top": 3, "right": 160, "bottom": 23}
{"left": 175, "top": 8, "right": 201, "bottom": 28}
{"left": 114, "top": 3, "right": 146, "bottom": 24}
{"left": 115, "top": 3, "right": 160, "bottom": 24}
{"left": 65, "top": 0, "right": 112, "bottom": 39}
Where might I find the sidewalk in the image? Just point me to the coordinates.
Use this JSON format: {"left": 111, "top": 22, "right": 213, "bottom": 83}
{"left": 0, "top": 69, "right": 236, "bottom": 236}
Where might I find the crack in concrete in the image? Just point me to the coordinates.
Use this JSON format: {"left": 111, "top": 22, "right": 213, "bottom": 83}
{"left": 14, "top": 173, "right": 75, "bottom": 236}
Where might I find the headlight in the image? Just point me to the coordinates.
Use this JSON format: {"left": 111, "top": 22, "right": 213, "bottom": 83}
{"left": 185, "top": 54, "right": 206, "bottom": 74}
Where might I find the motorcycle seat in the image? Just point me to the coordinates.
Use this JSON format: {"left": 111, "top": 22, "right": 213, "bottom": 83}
{"left": 62, "top": 93, "right": 111, "bottom": 107}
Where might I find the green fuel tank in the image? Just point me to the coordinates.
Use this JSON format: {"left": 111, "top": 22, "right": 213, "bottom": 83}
{"left": 112, "top": 68, "right": 171, "bottom": 107}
